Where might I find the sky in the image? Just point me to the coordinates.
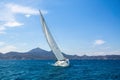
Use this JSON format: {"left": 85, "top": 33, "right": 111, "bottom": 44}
{"left": 0, "top": 0, "right": 120, "bottom": 56}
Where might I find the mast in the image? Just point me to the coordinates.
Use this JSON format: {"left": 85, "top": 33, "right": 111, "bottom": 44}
{"left": 39, "top": 10, "right": 65, "bottom": 61}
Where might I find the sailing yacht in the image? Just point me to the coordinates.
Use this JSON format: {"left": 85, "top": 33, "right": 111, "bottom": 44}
{"left": 39, "top": 10, "right": 69, "bottom": 67}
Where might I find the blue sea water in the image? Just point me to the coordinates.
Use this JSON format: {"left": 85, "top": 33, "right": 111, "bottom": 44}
{"left": 0, "top": 60, "right": 120, "bottom": 80}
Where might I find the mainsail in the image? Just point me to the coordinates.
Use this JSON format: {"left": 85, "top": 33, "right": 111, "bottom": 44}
{"left": 39, "top": 10, "right": 65, "bottom": 61}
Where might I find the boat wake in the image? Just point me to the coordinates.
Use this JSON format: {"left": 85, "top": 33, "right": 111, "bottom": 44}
{"left": 47, "top": 62, "right": 55, "bottom": 66}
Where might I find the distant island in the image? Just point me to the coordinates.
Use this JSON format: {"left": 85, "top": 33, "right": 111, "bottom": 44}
{"left": 0, "top": 48, "right": 120, "bottom": 60}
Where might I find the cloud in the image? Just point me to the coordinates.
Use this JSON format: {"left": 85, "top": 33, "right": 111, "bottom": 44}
{"left": 5, "top": 3, "right": 47, "bottom": 16}
{"left": 6, "top": 3, "right": 39, "bottom": 15}
{"left": 0, "top": 3, "right": 47, "bottom": 34}
{"left": 0, "top": 27, "right": 6, "bottom": 34}
{"left": 0, "top": 41, "right": 29, "bottom": 53}
{"left": 0, "top": 3, "right": 24, "bottom": 34}
{"left": 78, "top": 50, "right": 120, "bottom": 56}
{"left": 0, "top": 45, "right": 17, "bottom": 53}
{"left": 25, "top": 14, "right": 31, "bottom": 18}
{"left": 94, "top": 39, "right": 105, "bottom": 45}
{"left": 0, "top": 27, "right": 5, "bottom": 31}
{"left": 0, "top": 42, "right": 5, "bottom": 46}
{"left": 4, "top": 21, "right": 24, "bottom": 27}
{"left": 0, "top": 31, "right": 6, "bottom": 34}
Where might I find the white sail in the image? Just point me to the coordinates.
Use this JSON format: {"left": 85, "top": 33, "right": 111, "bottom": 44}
{"left": 39, "top": 10, "right": 65, "bottom": 61}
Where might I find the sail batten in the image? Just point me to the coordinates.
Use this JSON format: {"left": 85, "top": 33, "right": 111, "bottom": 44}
{"left": 39, "top": 10, "right": 65, "bottom": 61}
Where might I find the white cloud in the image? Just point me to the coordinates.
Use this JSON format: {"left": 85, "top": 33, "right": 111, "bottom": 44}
{"left": 77, "top": 50, "right": 120, "bottom": 56}
{"left": 5, "top": 3, "right": 47, "bottom": 15}
{"left": 0, "top": 42, "right": 5, "bottom": 46}
{"left": 0, "top": 26, "right": 6, "bottom": 34}
{"left": 0, "top": 27, "right": 6, "bottom": 31}
{"left": 6, "top": 3, "right": 39, "bottom": 15}
{"left": 25, "top": 14, "right": 31, "bottom": 18}
{"left": 0, "top": 41, "right": 28, "bottom": 53}
{"left": 4, "top": 21, "right": 24, "bottom": 27}
{"left": 0, "top": 3, "right": 47, "bottom": 34}
{"left": 0, "top": 31, "right": 6, "bottom": 34}
{"left": 0, "top": 45, "right": 17, "bottom": 53}
{"left": 94, "top": 39, "right": 105, "bottom": 45}
{"left": 0, "top": 3, "right": 24, "bottom": 34}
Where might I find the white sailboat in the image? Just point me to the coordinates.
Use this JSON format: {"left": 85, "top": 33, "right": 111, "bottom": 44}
{"left": 39, "top": 10, "right": 69, "bottom": 67}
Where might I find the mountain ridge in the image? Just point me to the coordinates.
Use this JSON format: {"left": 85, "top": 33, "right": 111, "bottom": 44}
{"left": 0, "top": 48, "right": 120, "bottom": 60}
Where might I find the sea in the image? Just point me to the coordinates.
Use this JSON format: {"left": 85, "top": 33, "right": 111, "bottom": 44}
{"left": 0, "top": 60, "right": 120, "bottom": 80}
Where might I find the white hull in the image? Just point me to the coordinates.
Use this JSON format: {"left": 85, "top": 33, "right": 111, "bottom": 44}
{"left": 54, "top": 59, "right": 69, "bottom": 67}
